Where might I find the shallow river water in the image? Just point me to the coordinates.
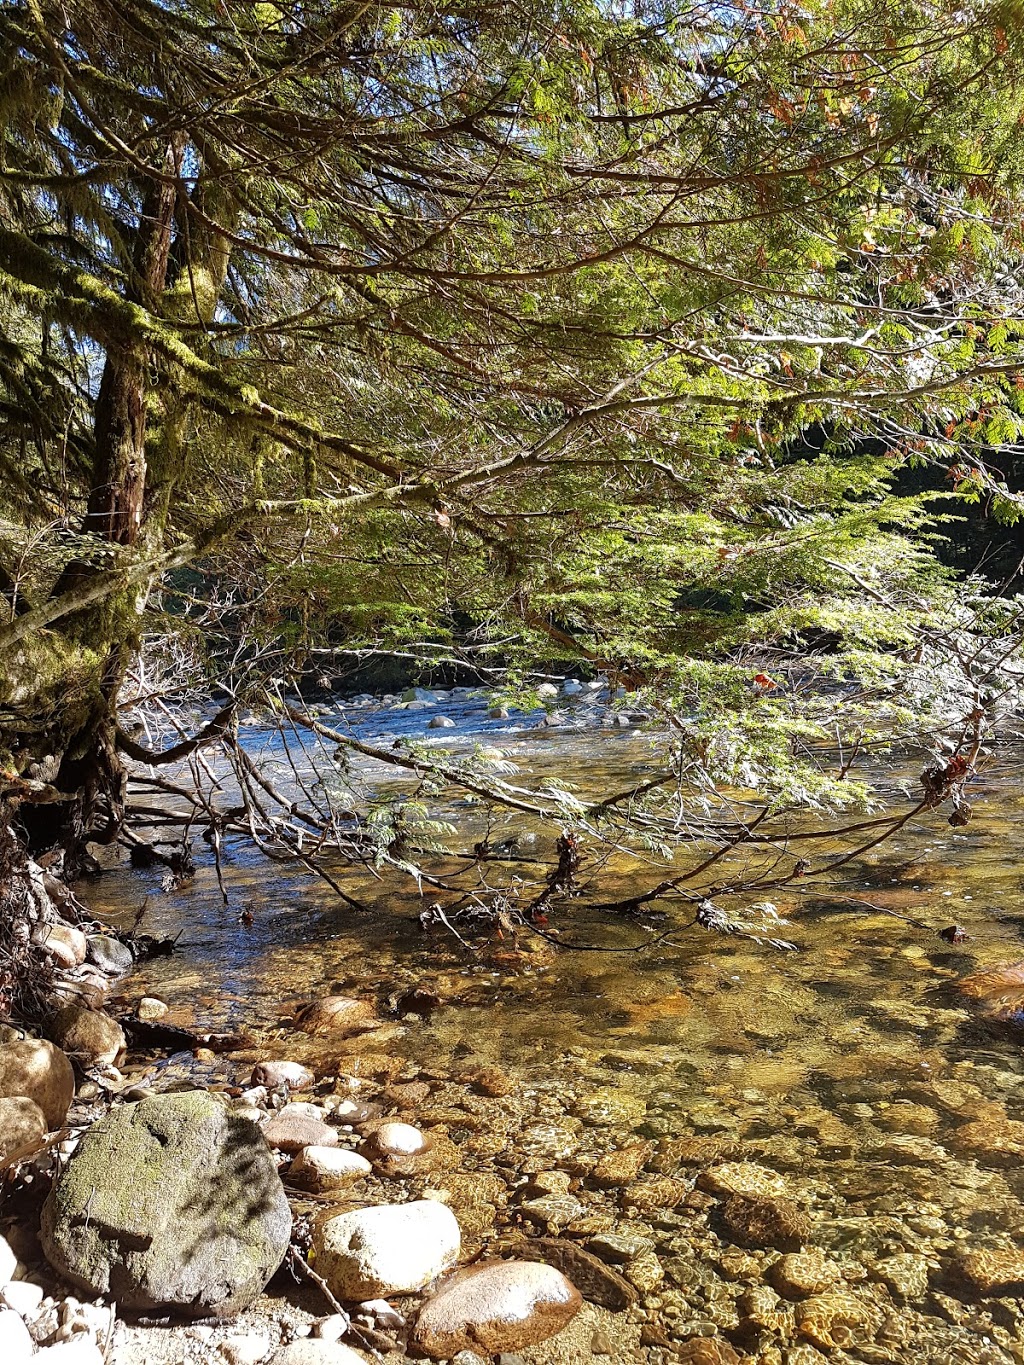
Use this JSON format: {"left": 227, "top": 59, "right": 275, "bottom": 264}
{"left": 81, "top": 691, "right": 1024, "bottom": 1363}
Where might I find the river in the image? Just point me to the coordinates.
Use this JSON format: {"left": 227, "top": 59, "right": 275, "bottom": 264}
{"left": 81, "top": 687, "right": 1024, "bottom": 1362}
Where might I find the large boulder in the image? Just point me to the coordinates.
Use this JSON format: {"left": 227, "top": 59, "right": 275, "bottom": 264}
{"left": 313, "top": 1201, "right": 460, "bottom": 1299}
{"left": 41, "top": 1090, "right": 291, "bottom": 1316}
{"left": 47, "top": 1006, "right": 125, "bottom": 1066}
{"left": 0, "top": 1038, "right": 74, "bottom": 1129}
{"left": 411, "top": 1260, "right": 583, "bottom": 1357}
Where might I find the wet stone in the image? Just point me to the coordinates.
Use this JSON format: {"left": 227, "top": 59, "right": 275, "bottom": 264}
{"left": 952, "top": 1248, "right": 1024, "bottom": 1297}
{"left": 264, "top": 1106, "right": 339, "bottom": 1154}
{"left": 719, "top": 1194, "right": 812, "bottom": 1251}
{"left": 794, "top": 1291, "right": 879, "bottom": 1351}
{"left": 622, "top": 1175, "right": 689, "bottom": 1213}
{"left": 770, "top": 1251, "right": 841, "bottom": 1299}
{"left": 519, "top": 1194, "right": 586, "bottom": 1229}
{"left": 592, "top": 1141, "right": 654, "bottom": 1186}
{"left": 870, "top": 1252, "right": 930, "bottom": 1300}
{"left": 572, "top": 1088, "right": 646, "bottom": 1127}
{"left": 699, "top": 1162, "right": 790, "bottom": 1201}
{"left": 410, "top": 1260, "right": 583, "bottom": 1358}
{"left": 514, "top": 1236, "right": 637, "bottom": 1310}
{"left": 587, "top": 1231, "right": 655, "bottom": 1263}
{"left": 949, "top": 1117, "right": 1024, "bottom": 1164}
{"left": 623, "top": 1248, "right": 663, "bottom": 1292}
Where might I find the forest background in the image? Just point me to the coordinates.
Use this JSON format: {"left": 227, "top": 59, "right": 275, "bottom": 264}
{"left": 5, "top": 0, "right": 1024, "bottom": 1011}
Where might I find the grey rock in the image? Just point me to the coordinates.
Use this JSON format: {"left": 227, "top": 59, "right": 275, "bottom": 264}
{"left": 86, "top": 936, "right": 134, "bottom": 976}
{"left": 427, "top": 715, "right": 456, "bottom": 729}
{"left": 41, "top": 1090, "right": 291, "bottom": 1316}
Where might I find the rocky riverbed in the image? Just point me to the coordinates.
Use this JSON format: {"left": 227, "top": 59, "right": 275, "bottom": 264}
{"left": 7, "top": 704, "right": 1024, "bottom": 1363}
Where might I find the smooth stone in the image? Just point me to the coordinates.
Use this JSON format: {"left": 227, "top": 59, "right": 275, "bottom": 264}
{"left": 86, "top": 936, "right": 134, "bottom": 976}
{"left": 0, "top": 1234, "right": 18, "bottom": 1286}
{"left": 251, "top": 1061, "right": 315, "bottom": 1092}
{"left": 357, "top": 1299, "right": 405, "bottom": 1329}
{"left": 361, "top": 1121, "right": 427, "bottom": 1157}
{"left": 32, "top": 923, "right": 87, "bottom": 968}
{"left": 36, "top": 1345, "right": 109, "bottom": 1365}
{"left": 46, "top": 1006, "right": 125, "bottom": 1067}
{"left": 293, "top": 997, "right": 377, "bottom": 1037}
{"left": 268, "top": 1344, "right": 368, "bottom": 1365}
{"left": 1, "top": 1279, "right": 44, "bottom": 1314}
{"left": 314, "top": 1201, "right": 460, "bottom": 1299}
{"left": 535, "top": 684, "right": 559, "bottom": 698}
{"left": 411, "top": 1259, "right": 583, "bottom": 1357}
{"left": 290, "top": 1147, "right": 371, "bottom": 1189}
{"left": 311, "top": 1313, "right": 350, "bottom": 1341}
{"left": 0, "top": 1308, "right": 33, "bottom": 1361}
{"left": 0, "top": 1096, "right": 48, "bottom": 1167}
{"left": 137, "top": 997, "right": 168, "bottom": 1022}
{"left": 0, "top": 1038, "right": 75, "bottom": 1129}
{"left": 219, "top": 1333, "right": 272, "bottom": 1365}
{"left": 427, "top": 716, "right": 456, "bottom": 729}
{"left": 41, "top": 1090, "right": 291, "bottom": 1316}
{"left": 264, "top": 1107, "right": 339, "bottom": 1154}
{"left": 515, "top": 1237, "right": 636, "bottom": 1310}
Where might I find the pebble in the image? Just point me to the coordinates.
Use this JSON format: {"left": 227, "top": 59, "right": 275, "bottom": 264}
{"left": 311, "top": 1314, "right": 350, "bottom": 1341}
{"left": 137, "top": 997, "right": 168, "bottom": 1022}
{"left": 572, "top": 1087, "right": 646, "bottom": 1126}
{"left": 356, "top": 1299, "right": 405, "bottom": 1330}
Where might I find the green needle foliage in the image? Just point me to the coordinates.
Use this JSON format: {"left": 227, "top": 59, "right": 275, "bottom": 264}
{"left": 2, "top": 0, "right": 1024, "bottom": 876}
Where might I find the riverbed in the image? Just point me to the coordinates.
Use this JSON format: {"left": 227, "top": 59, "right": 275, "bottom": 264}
{"left": 82, "top": 689, "right": 1024, "bottom": 1363}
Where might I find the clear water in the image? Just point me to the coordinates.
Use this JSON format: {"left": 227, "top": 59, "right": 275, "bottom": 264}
{"left": 80, "top": 697, "right": 1024, "bottom": 1361}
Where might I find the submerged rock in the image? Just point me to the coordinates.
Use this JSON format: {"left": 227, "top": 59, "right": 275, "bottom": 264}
{"left": 293, "top": 996, "right": 377, "bottom": 1037}
{"left": 314, "top": 1201, "right": 460, "bottom": 1299}
{"left": 0, "top": 1095, "right": 47, "bottom": 1167}
{"left": 411, "top": 1259, "right": 582, "bottom": 1357}
{"left": 0, "top": 1037, "right": 75, "bottom": 1129}
{"left": 770, "top": 1250, "right": 841, "bottom": 1299}
{"left": 47, "top": 1006, "right": 125, "bottom": 1066}
{"left": 514, "top": 1237, "right": 636, "bottom": 1310}
{"left": 719, "top": 1193, "right": 812, "bottom": 1250}
{"left": 952, "top": 1248, "right": 1024, "bottom": 1297}
{"left": 41, "top": 1090, "right": 291, "bottom": 1316}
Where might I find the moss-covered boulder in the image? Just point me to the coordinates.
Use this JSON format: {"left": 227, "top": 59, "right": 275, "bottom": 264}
{"left": 40, "top": 1090, "right": 291, "bottom": 1316}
